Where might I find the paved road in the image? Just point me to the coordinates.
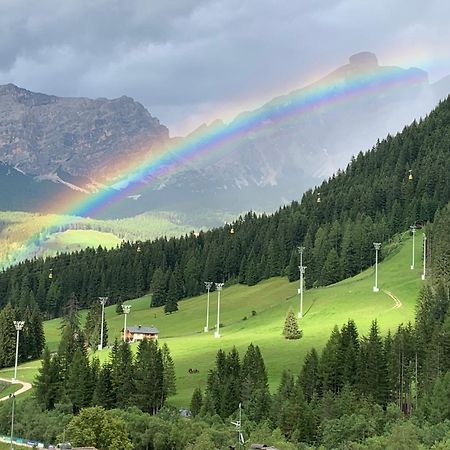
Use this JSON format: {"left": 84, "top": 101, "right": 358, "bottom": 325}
{"left": 0, "top": 377, "right": 32, "bottom": 401}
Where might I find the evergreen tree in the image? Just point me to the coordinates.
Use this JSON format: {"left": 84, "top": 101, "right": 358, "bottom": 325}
{"left": 221, "top": 347, "right": 241, "bottom": 418}
{"left": 0, "top": 304, "right": 18, "bottom": 368}
{"left": 57, "top": 322, "right": 85, "bottom": 384}
{"left": 321, "top": 248, "right": 341, "bottom": 285}
{"left": 110, "top": 340, "right": 135, "bottom": 408}
{"left": 150, "top": 268, "right": 166, "bottom": 307}
{"left": 287, "top": 250, "right": 300, "bottom": 282}
{"left": 93, "top": 363, "right": 116, "bottom": 409}
{"left": 358, "top": 320, "right": 388, "bottom": 405}
{"left": 133, "top": 339, "right": 165, "bottom": 413}
{"left": 283, "top": 309, "right": 302, "bottom": 340}
{"left": 190, "top": 387, "right": 203, "bottom": 417}
{"left": 339, "top": 319, "right": 359, "bottom": 387}
{"left": 319, "top": 325, "right": 342, "bottom": 394}
{"left": 66, "top": 348, "right": 92, "bottom": 413}
{"left": 161, "top": 343, "right": 176, "bottom": 397}
{"left": 34, "top": 347, "right": 61, "bottom": 410}
{"left": 298, "top": 348, "right": 319, "bottom": 401}
{"left": 164, "top": 274, "right": 179, "bottom": 314}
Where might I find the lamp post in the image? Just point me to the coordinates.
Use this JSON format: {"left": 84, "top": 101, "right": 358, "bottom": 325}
{"left": 12, "top": 321, "right": 24, "bottom": 384}
{"left": 373, "top": 243, "right": 381, "bottom": 292}
{"left": 204, "top": 282, "right": 213, "bottom": 332}
{"left": 214, "top": 283, "right": 224, "bottom": 338}
{"left": 422, "top": 233, "right": 427, "bottom": 281}
{"left": 410, "top": 225, "right": 417, "bottom": 270}
{"left": 297, "top": 246, "right": 304, "bottom": 318}
{"left": 9, "top": 393, "right": 15, "bottom": 450}
{"left": 98, "top": 297, "right": 108, "bottom": 350}
{"left": 122, "top": 304, "right": 131, "bottom": 342}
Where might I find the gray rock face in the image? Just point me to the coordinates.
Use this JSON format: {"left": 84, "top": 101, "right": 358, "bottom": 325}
{"left": 0, "top": 84, "right": 169, "bottom": 179}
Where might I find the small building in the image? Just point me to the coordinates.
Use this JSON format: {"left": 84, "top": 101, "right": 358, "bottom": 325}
{"left": 122, "top": 325, "right": 159, "bottom": 342}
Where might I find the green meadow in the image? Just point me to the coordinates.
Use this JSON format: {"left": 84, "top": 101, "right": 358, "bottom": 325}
{"left": 41, "top": 229, "right": 122, "bottom": 253}
{"left": 0, "top": 232, "right": 425, "bottom": 407}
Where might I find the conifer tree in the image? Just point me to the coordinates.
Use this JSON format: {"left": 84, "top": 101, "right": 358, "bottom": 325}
{"left": 298, "top": 348, "right": 319, "bottom": 401}
{"left": 190, "top": 387, "right": 203, "bottom": 417}
{"left": 0, "top": 304, "right": 18, "bottom": 368}
{"left": 283, "top": 309, "right": 302, "bottom": 340}
{"left": 319, "top": 325, "right": 342, "bottom": 394}
{"left": 34, "top": 347, "right": 61, "bottom": 410}
{"left": 164, "top": 274, "right": 179, "bottom": 314}
{"left": 110, "top": 340, "right": 135, "bottom": 408}
{"left": 93, "top": 363, "right": 115, "bottom": 409}
{"left": 67, "top": 348, "right": 92, "bottom": 413}
{"left": 321, "top": 248, "right": 341, "bottom": 286}
{"left": 339, "top": 319, "right": 359, "bottom": 387}
{"left": 134, "top": 339, "right": 165, "bottom": 413}
{"left": 358, "top": 320, "right": 388, "bottom": 405}
{"left": 287, "top": 250, "right": 300, "bottom": 282}
{"left": 150, "top": 268, "right": 166, "bottom": 307}
{"left": 161, "top": 343, "right": 176, "bottom": 397}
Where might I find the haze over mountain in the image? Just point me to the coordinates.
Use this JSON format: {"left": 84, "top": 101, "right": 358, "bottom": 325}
{"left": 0, "top": 52, "right": 448, "bottom": 219}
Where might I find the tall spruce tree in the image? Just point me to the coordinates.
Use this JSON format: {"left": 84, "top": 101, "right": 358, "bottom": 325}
{"left": 0, "top": 304, "right": 18, "bottom": 368}
{"left": 150, "top": 268, "right": 166, "bottom": 307}
{"left": 110, "top": 340, "right": 135, "bottom": 408}
{"left": 161, "top": 343, "right": 176, "bottom": 397}
{"left": 67, "top": 348, "right": 92, "bottom": 413}
{"left": 34, "top": 347, "right": 61, "bottom": 410}
{"left": 190, "top": 387, "right": 203, "bottom": 417}
{"left": 134, "top": 339, "right": 165, "bottom": 414}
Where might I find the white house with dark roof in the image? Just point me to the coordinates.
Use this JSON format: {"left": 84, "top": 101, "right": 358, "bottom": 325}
{"left": 122, "top": 325, "right": 159, "bottom": 342}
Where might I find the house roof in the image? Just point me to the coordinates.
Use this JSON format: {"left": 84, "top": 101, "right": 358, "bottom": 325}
{"left": 126, "top": 325, "right": 159, "bottom": 334}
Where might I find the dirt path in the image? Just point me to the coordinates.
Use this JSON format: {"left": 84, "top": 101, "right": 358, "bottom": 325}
{"left": 0, "top": 377, "right": 32, "bottom": 401}
{"left": 383, "top": 290, "right": 402, "bottom": 309}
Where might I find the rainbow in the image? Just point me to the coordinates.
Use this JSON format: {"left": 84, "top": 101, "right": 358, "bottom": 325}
{"left": 2, "top": 60, "right": 433, "bottom": 267}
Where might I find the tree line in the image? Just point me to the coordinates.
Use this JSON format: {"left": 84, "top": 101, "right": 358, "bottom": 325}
{"left": 0, "top": 96, "right": 449, "bottom": 319}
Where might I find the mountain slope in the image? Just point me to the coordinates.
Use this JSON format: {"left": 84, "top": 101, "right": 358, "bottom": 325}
{"left": 35, "top": 231, "right": 422, "bottom": 405}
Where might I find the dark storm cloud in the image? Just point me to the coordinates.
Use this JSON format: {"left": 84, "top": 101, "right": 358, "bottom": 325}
{"left": 0, "top": 0, "right": 449, "bottom": 135}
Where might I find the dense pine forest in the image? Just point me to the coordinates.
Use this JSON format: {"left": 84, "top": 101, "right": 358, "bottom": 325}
{"left": 0, "top": 96, "right": 449, "bottom": 320}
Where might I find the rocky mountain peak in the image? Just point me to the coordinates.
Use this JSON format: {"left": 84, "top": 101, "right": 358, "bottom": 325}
{"left": 0, "top": 84, "right": 169, "bottom": 179}
{"left": 349, "top": 51, "right": 379, "bottom": 69}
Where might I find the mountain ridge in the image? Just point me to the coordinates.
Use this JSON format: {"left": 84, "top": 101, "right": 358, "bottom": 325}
{"left": 0, "top": 52, "right": 449, "bottom": 218}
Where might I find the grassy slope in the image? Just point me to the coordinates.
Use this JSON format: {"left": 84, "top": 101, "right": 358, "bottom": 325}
{"left": 1, "top": 232, "right": 424, "bottom": 407}
{"left": 42, "top": 229, "right": 122, "bottom": 253}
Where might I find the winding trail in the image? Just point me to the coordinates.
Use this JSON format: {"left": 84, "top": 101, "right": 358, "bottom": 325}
{"left": 383, "top": 290, "right": 402, "bottom": 309}
{"left": 0, "top": 377, "right": 32, "bottom": 401}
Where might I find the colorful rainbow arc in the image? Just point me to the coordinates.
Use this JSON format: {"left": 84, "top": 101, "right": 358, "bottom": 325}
{"left": 4, "top": 64, "right": 427, "bottom": 267}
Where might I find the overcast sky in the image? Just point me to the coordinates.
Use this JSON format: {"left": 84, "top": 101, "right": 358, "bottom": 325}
{"left": 0, "top": 0, "right": 449, "bottom": 136}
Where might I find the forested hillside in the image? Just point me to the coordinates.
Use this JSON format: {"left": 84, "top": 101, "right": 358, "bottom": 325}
{"left": 0, "top": 96, "right": 449, "bottom": 319}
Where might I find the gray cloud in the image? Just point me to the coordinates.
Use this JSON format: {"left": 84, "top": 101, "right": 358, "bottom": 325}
{"left": 0, "top": 0, "right": 449, "bottom": 135}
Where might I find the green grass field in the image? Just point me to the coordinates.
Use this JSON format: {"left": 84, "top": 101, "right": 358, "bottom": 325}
{"left": 41, "top": 229, "right": 122, "bottom": 253}
{"left": 0, "top": 231, "right": 425, "bottom": 407}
